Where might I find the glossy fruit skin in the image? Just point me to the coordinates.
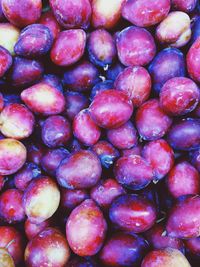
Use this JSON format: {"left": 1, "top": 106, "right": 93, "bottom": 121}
{"left": 50, "top": 29, "right": 86, "bottom": 67}
{"left": 8, "top": 57, "right": 44, "bottom": 87}
{"left": 145, "top": 223, "right": 184, "bottom": 252}
{"left": 38, "top": 11, "right": 61, "bottom": 40}
{"left": 89, "top": 89, "right": 133, "bottom": 129}
{"left": 115, "top": 66, "right": 151, "bottom": 107}
{"left": 190, "top": 149, "right": 200, "bottom": 172}
{"left": 114, "top": 155, "right": 154, "bottom": 190}
{"left": 160, "top": 77, "right": 200, "bottom": 116}
{"left": 0, "top": 189, "right": 25, "bottom": 223}
{"left": 27, "top": 143, "right": 46, "bottom": 166}
{"left": 50, "top": 0, "right": 91, "bottom": 29}
{"left": 0, "top": 103, "right": 35, "bottom": 139}
{"left": 41, "top": 115, "right": 71, "bottom": 148}
{"left": 166, "top": 195, "right": 200, "bottom": 239}
{"left": 90, "top": 80, "right": 113, "bottom": 100}
{"left": 41, "top": 148, "right": 69, "bottom": 176}
{"left": 172, "top": 0, "right": 197, "bottom": 12}
{"left": 14, "top": 24, "right": 53, "bottom": 58}
{"left": 64, "top": 91, "right": 88, "bottom": 120}
{"left": 109, "top": 194, "right": 157, "bottom": 233}
{"left": 87, "top": 29, "right": 116, "bottom": 68}
{"left": 0, "top": 138, "right": 27, "bottom": 175}
{"left": 122, "top": 144, "right": 143, "bottom": 157}
{"left": 25, "top": 227, "right": 70, "bottom": 267}
{"left": 61, "top": 188, "right": 89, "bottom": 211}
{"left": 191, "top": 17, "right": 200, "bottom": 44}
{"left": 0, "top": 248, "right": 15, "bottom": 267}
{"left": 14, "top": 162, "right": 41, "bottom": 191}
{"left": 167, "top": 119, "right": 200, "bottom": 151}
{"left": 41, "top": 74, "right": 63, "bottom": 92}
{"left": 21, "top": 82, "right": 66, "bottom": 116}
{"left": 91, "top": 0, "right": 125, "bottom": 29}
{"left": 66, "top": 257, "right": 98, "bottom": 267}
{"left": 0, "top": 23, "right": 20, "bottom": 55}
{"left": 136, "top": 99, "right": 172, "bottom": 141}
{"left": 116, "top": 26, "right": 156, "bottom": 67}
{"left": 23, "top": 176, "right": 60, "bottom": 224}
{"left": 100, "top": 232, "right": 149, "bottom": 267}
{"left": 107, "top": 121, "right": 137, "bottom": 150}
{"left": 90, "top": 178, "right": 125, "bottom": 209}
{"left": 187, "top": 37, "right": 200, "bottom": 82}
{"left": 166, "top": 161, "right": 200, "bottom": 198}
{"left": 73, "top": 109, "right": 101, "bottom": 146}
{"left": 25, "top": 218, "right": 51, "bottom": 240}
{"left": 141, "top": 248, "right": 191, "bottom": 267}
{"left": 142, "top": 139, "right": 174, "bottom": 180}
{"left": 0, "top": 46, "right": 12, "bottom": 78}
{"left": 122, "top": 0, "right": 170, "bottom": 27}
{"left": 63, "top": 61, "right": 100, "bottom": 92}
{"left": 56, "top": 150, "right": 102, "bottom": 189}
{"left": 156, "top": 11, "right": 191, "bottom": 48}
{"left": 185, "top": 237, "right": 200, "bottom": 257}
{"left": 106, "top": 63, "right": 125, "bottom": 81}
{"left": 1, "top": 0, "right": 42, "bottom": 27}
{"left": 66, "top": 199, "right": 107, "bottom": 256}
{"left": 91, "top": 140, "right": 120, "bottom": 168}
{"left": 148, "top": 48, "right": 186, "bottom": 94}
{"left": 0, "top": 226, "right": 24, "bottom": 265}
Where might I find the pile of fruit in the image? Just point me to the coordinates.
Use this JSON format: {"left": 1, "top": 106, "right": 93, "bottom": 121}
{"left": 0, "top": 0, "right": 200, "bottom": 266}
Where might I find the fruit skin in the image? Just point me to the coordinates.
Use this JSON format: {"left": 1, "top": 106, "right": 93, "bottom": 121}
{"left": 66, "top": 199, "right": 107, "bottom": 256}
{"left": 145, "top": 223, "right": 185, "bottom": 252}
{"left": 73, "top": 109, "right": 101, "bottom": 146}
{"left": 156, "top": 11, "right": 191, "bottom": 48}
{"left": 190, "top": 149, "right": 200, "bottom": 172}
{"left": 0, "top": 248, "right": 15, "bottom": 267}
{"left": 41, "top": 115, "right": 71, "bottom": 148}
{"left": 159, "top": 77, "right": 200, "bottom": 116}
{"left": 21, "top": 82, "right": 66, "bottom": 116}
{"left": 166, "top": 195, "right": 200, "bottom": 239}
{"left": 38, "top": 10, "right": 61, "bottom": 40}
{"left": 122, "top": 0, "right": 170, "bottom": 27}
{"left": 90, "top": 178, "right": 125, "bottom": 210}
{"left": 61, "top": 188, "right": 89, "bottom": 211}
{"left": 142, "top": 139, "right": 174, "bottom": 180}
{"left": 109, "top": 194, "right": 157, "bottom": 233}
{"left": 115, "top": 66, "right": 151, "bottom": 107}
{"left": 0, "top": 189, "right": 25, "bottom": 224}
{"left": 91, "top": 0, "right": 125, "bottom": 29}
{"left": 8, "top": 57, "right": 44, "bottom": 87}
{"left": 63, "top": 61, "right": 100, "bottom": 92}
{"left": 172, "top": 0, "right": 197, "bottom": 12}
{"left": 100, "top": 232, "right": 149, "bottom": 267}
{"left": 89, "top": 89, "right": 133, "bottom": 129}
{"left": 116, "top": 26, "right": 156, "bottom": 67}
{"left": 25, "top": 218, "right": 51, "bottom": 240}
{"left": 56, "top": 150, "right": 102, "bottom": 189}
{"left": 136, "top": 99, "right": 172, "bottom": 141}
{"left": 1, "top": 0, "right": 42, "bottom": 28}
{"left": 0, "top": 226, "right": 24, "bottom": 265}
{"left": 187, "top": 37, "right": 200, "bottom": 82}
{"left": 0, "top": 46, "right": 12, "bottom": 78}
{"left": 166, "top": 161, "right": 200, "bottom": 198}
{"left": 0, "top": 23, "right": 20, "bottom": 55}
{"left": 141, "top": 248, "right": 191, "bottom": 267}
{"left": 114, "top": 155, "right": 154, "bottom": 190}
{"left": 25, "top": 227, "right": 70, "bottom": 267}
{"left": 50, "top": 29, "right": 86, "bottom": 67}
{"left": 14, "top": 24, "right": 53, "bottom": 58}
{"left": 167, "top": 118, "right": 200, "bottom": 151}
{"left": 185, "top": 237, "right": 200, "bottom": 257}
{"left": 50, "top": 0, "right": 92, "bottom": 29}
{"left": 23, "top": 176, "right": 60, "bottom": 224}
{"left": 0, "top": 93, "right": 3, "bottom": 111}
{"left": 0, "top": 103, "right": 35, "bottom": 140}
{"left": 0, "top": 138, "right": 27, "bottom": 176}
{"left": 87, "top": 29, "right": 116, "bottom": 68}
{"left": 148, "top": 48, "right": 186, "bottom": 94}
